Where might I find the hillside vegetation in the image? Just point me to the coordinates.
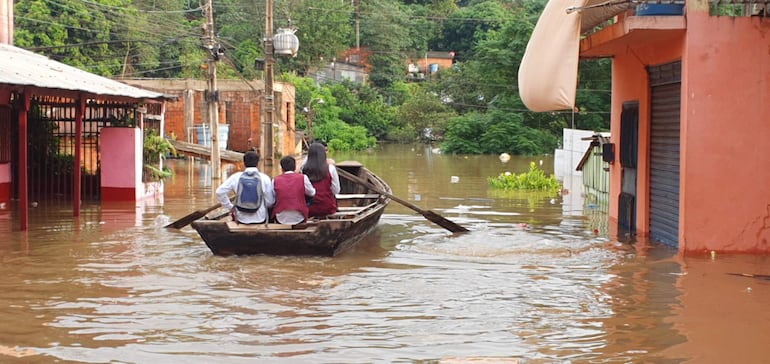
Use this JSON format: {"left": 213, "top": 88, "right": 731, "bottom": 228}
{"left": 14, "top": 0, "right": 610, "bottom": 153}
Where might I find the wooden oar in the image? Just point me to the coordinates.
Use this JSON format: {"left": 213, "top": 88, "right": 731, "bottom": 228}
{"left": 336, "top": 168, "right": 469, "bottom": 233}
{"left": 165, "top": 202, "right": 225, "bottom": 229}
{"left": 727, "top": 272, "right": 770, "bottom": 280}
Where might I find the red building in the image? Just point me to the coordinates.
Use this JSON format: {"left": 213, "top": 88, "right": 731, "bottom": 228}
{"left": 522, "top": 0, "right": 770, "bottom": 254}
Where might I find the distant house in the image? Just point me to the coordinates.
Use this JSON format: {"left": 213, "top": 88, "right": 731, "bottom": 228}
{"left": 522, "top": 1, "right": 770, "bottom": 254}
{"left": 309, "top": 48, "right": 370, "bottom": 84}
{"left": 406, "top": 51, "right": 455, "bottom": 82}
{"left": 308, "top": 49, "right": 456, "bottom": 84}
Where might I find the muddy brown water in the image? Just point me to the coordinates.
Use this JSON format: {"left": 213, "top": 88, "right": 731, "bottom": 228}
{"left": 0, "top": 144, "right": 768, "bottom": 363}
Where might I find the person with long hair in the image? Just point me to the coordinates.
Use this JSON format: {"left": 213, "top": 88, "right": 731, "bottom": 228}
{"left": 302, "top": 142, "right": 340, "bottom": 217}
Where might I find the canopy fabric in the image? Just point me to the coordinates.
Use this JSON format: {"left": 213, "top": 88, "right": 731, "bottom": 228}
{"left": 518, "top": 0, "right": 632, "bottom": 112}
{"left": 580, "top": 0, "right": 635, "bottom": 34}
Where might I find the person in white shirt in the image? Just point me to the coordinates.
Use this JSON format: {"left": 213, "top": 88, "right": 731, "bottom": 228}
{"left": 215, "top": 151, "right": 275, "bottom": 224}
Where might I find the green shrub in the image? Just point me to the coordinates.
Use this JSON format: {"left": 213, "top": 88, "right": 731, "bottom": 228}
{"left": 143, "top": 130, "right": 177, "bottom": 182}
{"left": 488, "top": 161, "right": 561, "bottom": 193}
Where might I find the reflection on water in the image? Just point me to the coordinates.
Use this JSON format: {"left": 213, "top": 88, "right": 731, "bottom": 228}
{"left": 0, "top": 144, "right": 769, "bottom": 363}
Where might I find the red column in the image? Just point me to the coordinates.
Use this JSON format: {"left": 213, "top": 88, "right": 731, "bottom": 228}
{"left": 73, "top": 97, "right": 84, "bottom": 216}
{"left": 18, "top": 93, "right": 29, "bottom": 231}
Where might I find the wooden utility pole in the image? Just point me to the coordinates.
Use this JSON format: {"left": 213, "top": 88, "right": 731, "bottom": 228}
{"left": 355, "top": 0, "right": 360, "bottom": 50}
{"left": 204, "top": 0, "right": 221, "bottom": 178}
{"left": 263, "top": 0, "right": 275, "bottom": 167}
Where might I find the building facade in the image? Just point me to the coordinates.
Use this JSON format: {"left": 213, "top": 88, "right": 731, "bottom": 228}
{"left": 123, "top": 79, "right": 298, "bottom": 159}
{"left": 524, "top": 0, "right": 770, "bottom": 254}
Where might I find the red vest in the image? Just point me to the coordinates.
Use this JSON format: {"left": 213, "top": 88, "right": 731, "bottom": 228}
{"left": 273, "top": 173, "right": 309, "bottom": 219}
{"left": 308, "top": 170, "right": 337, "bottom": 217}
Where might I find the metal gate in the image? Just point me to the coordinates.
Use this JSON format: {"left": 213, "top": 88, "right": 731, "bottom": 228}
{"left": 10, "top": 95, "right": 142, "bottom": 202}
{"left": 648, "top": 62, "right": 681, "bottom": 247}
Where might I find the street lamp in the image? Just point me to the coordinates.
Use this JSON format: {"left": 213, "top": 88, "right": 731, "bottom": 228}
{"left": 262, "top": 3, "right": 299, "bottom": 167}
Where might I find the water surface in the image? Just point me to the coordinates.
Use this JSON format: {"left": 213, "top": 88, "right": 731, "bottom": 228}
{"left": 1, "top": 144, "right": 768, "bottom": 363}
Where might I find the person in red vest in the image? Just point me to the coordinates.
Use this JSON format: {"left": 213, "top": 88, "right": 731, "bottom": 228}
{"left": 302, "top": 142, "right": 340, "bottom": 217}
{"left": 272, "top": 156, "right": 316, "bottom": 224}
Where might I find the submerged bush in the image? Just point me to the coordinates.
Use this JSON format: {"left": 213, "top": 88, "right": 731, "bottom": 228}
{"left": 488, "top": 161, "right": 561, "bottom": 193}
{"left": 143, "top": 130, "right": 177, "bottom": 182}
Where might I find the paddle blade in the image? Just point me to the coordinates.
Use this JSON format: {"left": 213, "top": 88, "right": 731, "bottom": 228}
{"left": 165, "top": 211, "right": 206, "bottom": 229}
{"left": 423, "top": 210, "right": 469, "bottom": 233}
{"left": 165, "top": 203, "right": 223, "bottom": 229}
{"left": 336, "top": 167, "right": 469, "bottom": 234}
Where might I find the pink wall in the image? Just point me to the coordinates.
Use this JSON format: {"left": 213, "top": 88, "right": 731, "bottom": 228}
{"left": 100, "top": 127, "right": 142, "bottom": 201}
{"left": 0, "top": 162, "right": 9, "bottom": 202}
{"left": 680, "top": 13, "right": 770, "bottom": 253}
{"left": 593, "top": 10, "right": 770, "bottom": 253}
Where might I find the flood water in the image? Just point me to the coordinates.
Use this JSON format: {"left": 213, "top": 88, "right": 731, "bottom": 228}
{"left": 1, "top": 143, "right": 769, "bottom": 363}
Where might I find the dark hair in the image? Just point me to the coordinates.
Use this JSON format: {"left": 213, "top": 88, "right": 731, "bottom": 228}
{"left": 280, "top": 156, "right": 296, "bottom": 172}
{"left": 243, "top": 151, "right": 260, "bottom": 168}
{"left": 303, "top": 142, "right": 329, "bottom": 182}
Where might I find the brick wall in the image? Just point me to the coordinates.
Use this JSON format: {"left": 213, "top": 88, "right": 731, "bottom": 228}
{"left": 122, "top": 79, "right": 296, "bottom": 156}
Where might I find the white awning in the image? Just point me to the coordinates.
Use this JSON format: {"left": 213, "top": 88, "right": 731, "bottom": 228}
{"left": 518, "top": 0, "right": 633, "bottom": 112}
{"left": 0, "top": 43, "right": 170, "bottom": 100}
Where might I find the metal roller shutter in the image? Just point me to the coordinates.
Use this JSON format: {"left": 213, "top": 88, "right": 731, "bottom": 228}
{"left": 648, "top": 62, "right": 681, "bottom": 247}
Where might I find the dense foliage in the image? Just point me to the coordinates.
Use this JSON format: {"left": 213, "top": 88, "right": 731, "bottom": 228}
{"left": 14, "top": 0, "right": 611, "bottom": 154}
{"left": 143, "top": 130, "right": 177, "bottom": 181}
{"left": 488, "top": 161, "right": 561, "bottom": 193}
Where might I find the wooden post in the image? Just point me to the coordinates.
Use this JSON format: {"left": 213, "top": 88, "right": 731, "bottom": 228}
{"left": 73, "top": 97, "right": 84, "bottom": 216}
{"left": 263, "top": 0, "right": 274, "bottom": 167}
{"left": 184, "top": 89, "right": 194, "bottom": 142}
{"left": 18, "top": 93, "right": 29, "bottom": 231}
{"left": 204, "top": 0, "right": 221, "bottom": 179}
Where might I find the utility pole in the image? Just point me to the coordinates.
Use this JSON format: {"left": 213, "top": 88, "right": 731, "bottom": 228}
{"left": 204, "top": 0, "right": 221, "bottom": 178}
{"left": 263, "top": 0, "right": 275, "bottom": 167}
{"left": 355, "top": 0, "right": 360, "bottom": 51}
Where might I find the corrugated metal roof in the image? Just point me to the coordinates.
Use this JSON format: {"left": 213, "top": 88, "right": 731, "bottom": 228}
{"left": 0, "top": 43, "right": 168, "bottom": 100}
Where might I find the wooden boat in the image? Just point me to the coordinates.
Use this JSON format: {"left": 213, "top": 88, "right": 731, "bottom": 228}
{"left": 191, "top": 161, "right": 391, "bottom": 257}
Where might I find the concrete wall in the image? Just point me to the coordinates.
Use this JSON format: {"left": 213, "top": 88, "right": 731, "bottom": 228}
{"left": 100, "top": 127, "right": 142, "bottom": 201}
{"left": 0, "top": 162, "right": 9, "bottom": 203}
{"left": 680, "top": 12, "right": 770, "bottom": 253}
{"left": 554, "top": 128, "right": 594, "bottom": 180}
{"left": 596, "top": 7, "right": 770, "bottom": 253}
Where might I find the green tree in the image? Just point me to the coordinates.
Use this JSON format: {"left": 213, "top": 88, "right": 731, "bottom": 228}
{"left": 396, "top": 88, "right": 457, "bottom": 142}
{"left": 329, "top": 82, "right": 397, "bottom": 140}
{"left": 15, "top": 0, "right": 120, "bottom": 75}
{"left": 315, "top": 120, "right": 377, "bottom": 152}
{"left": 432, "top": 0, "right": 512, "bottom": 62}
{"left": 15, "top": 0, "right": 205, "bottom": 78}
{"left": 360, "top": 0, "right": 411, "bottom": 89}
{"left": 442, "top": 109, "right": 557, "bottom": 155}
{"left": 272, "top": 0, "right": 355, "bottom": 75}
{"left": 574, "top": 59, "right": 612, "bottom": 131}
{"left": 284, "top": 74, "right": 378, "bottom": 151}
